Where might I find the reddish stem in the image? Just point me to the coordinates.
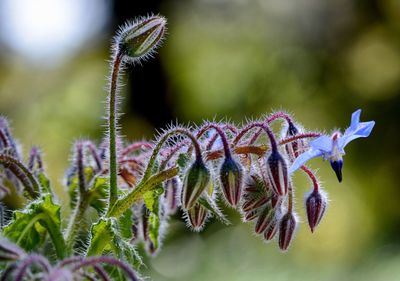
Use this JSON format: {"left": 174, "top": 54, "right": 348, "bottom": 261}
{"left": 279, "top": 132, "right": 321, "bottom": 145}
{"left": 233, "top": 122, "right": 277, "bottom": 152}
{"left": 301, "top": 165, "right": 319, "bottom": 192}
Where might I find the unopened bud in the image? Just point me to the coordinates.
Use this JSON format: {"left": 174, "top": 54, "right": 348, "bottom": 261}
{"left": 186, "top": 203, "right": 208, "bottom": 232}
{"left": 244, "top": 210, "right": 258, "bottom": 222}
{"left": 181, "top": 159, "right": 210, "bottom": 210}
{"left": 263, "top": 216, "right": 279, "bottom": 241}
{"left": 242, "top": 196, "right": 269, "bottom": 213}
{"left": 278, "top": 212, "right": 297, "bottom": 251}
{"left": 305, "top": 189, "right": 327, "bottom": 232}
{"left": 265, "top": 150, "right": 289, "bottom": 196}
{"left": 117, "top": 16, "right": 166, "bottom": 62}
{"left": 220, "top": 156, "right": 243, "bottom": 207}
{"left": 163, "top": 177, "right": 181, "bottom": 214}
{"left": 254, "top": 204, "right": 276, "bottom": 234}
{"left": 285, "top": 122, "right": 306, "bottom": 161}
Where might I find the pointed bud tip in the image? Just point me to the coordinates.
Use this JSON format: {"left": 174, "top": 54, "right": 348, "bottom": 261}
{"left": 181, "top": 159, "right": 210, "bottom": 210}
{"left": 220, "top": 156, "right": 243, "bottom": 207}
{"left": 266, "top": 150, "right": 289, "bottom": 196}
{"left": 278, "top": 212, "right": 297, "bottom": 251}
{"left": 305, "top": 189, "right": 327, "bottom": 232}
{"left": 117, "top": 15, "right": 167, "bottom": 62}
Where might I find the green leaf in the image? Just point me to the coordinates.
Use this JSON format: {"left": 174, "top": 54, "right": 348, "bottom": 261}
{"left": 87, "top": 218, "right": 142, "bottom": 268}
{"left": 3, "top": 194, "right": 66, "bottom": 258}
{"left": 37, "top": 172, "right": 51, "bottom": 194}
{"left": 198, "top": 196, "right": 230, "bottom": 225}
{"left": 142, "top": 183, "right": 164, "bottom": 253}
{"left": 87, "top": 176, "right": 109, "bottom": 214}
{"left": 118, "top": 208, "right": 133, "bottom": 240}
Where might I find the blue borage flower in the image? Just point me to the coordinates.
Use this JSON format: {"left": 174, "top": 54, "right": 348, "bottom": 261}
{"left": 289, "top": 109, "right": 375, "bottom": 182}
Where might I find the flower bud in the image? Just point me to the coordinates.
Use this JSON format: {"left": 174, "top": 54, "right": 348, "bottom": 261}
{"left": 219, "top": 156, "right": 243, "bottom": 207}
{"left": 285, "top": 122, "right": 306, "bottom": 161}
{"left": 117, "top": 16, "right": 166, "bottom": 62}
{"left": 254, "top": 204, "right": 276, "bottom": 234}
{"left": 305, "top": 190, "right": 327, "bottom": 232}
{"left": 186, "top": 203, "right": 208, "bottom": 232}
{"left": 163, "top": 177, "right": 181, "bottom": 215}
{"left": 139, "top": 204, "right": 150, "bottom": 241}
{"left": 265, "top": 150, "right": 289, "bottom": 196}
{"left": 242, "top": 196, "right": 269, "bottom": 213}
{"left": 263, "top": 216, "right": 278, "bottom": 241}
{"left": 181, "top": 159, "right": 210, "bottom": 210}
{"left": 244, "top": 210, "right": 258, "bottom": 222}
{"left": 278, "top": 212, "right": 297, "bottom": 251}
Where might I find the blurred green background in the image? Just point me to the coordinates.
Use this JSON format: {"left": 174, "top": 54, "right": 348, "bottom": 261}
{"left": 0, "top": 0, "right": 399, "bottom": 280}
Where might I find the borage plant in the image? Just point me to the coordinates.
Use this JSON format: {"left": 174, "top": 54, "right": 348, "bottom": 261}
{"left": 0, "top": 15, "right": 375, "bottom": 280}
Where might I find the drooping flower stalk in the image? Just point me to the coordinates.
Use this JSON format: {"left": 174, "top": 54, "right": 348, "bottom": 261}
{"left": 106, "top": 16, "right": 167, "bottom": 209}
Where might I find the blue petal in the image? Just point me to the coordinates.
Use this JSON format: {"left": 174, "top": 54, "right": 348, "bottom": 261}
{"left": 309, "top": 135, "right": 332, "bottom": 153}
{"left": 348, "top": 109, "right": 361, "bottom": 133}
{"left": 339, "top": 121, "right": 375, "bottom": 148}
{"left": 289, "top": 149, "right": 323, "bottom": 174}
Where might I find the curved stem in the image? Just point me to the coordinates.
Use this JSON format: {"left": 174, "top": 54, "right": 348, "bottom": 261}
{"left": 15, "top": 255, "right": 51, "bottom": 281}
{"left": 233, "top": 122, "right": 277, "bottom": 152}
{"left": 279, "top": 132, "right": 322, "bottom": 145}
{"left": 301, "top": 165, "right": 319, "bottom": 192}
{"left": 108, "top": 51, "right": 124, "bottom": 209}
{"left": 28, "top": 146, "right": 43, "bottom": 172}
{"left": 0, "top": 154, "right": 39, "bottom": 199}
{"left": 108, "top": 167, "right": 178, "bottom": 218}
{"left": 204, "top": 124, "right": 237, "bottom": 151}
{"left": 84, "top": 141, "right": 103, "bottom": 172}
{"left": 142, "top": 128, "right": 201, "bottom": 181}
{"left": 72, "top": 256, "right": 139, "bottom": 281}
{"left": 120, "top": 142, "right": 153, "bottom": 158}
{"left": 196, "top": 123, "right": 231, "bottom": 157}
{"left": 249, "top": 112, "right": 294, "bottom": 145}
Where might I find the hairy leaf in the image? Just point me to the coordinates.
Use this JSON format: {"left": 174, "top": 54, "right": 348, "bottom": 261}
{"left": 2, "top": 194, "right": 66, "bottom": 258}
{"left": 87, "top": 218, "right": 142, "bottom": 268}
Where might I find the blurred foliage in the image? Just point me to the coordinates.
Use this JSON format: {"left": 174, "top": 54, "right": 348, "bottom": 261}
{"left": 1, "top": 0, "right": 400, "bottom": 280}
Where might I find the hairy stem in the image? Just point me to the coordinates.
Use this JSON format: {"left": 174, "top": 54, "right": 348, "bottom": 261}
{"left": 108, "top": 51, "right": 124, "bottom": 209}
{"left": 279, "top": 132, "right": 321, "bottom": 145}
{"left": 249, "top": 111, "right": 294, "bottom": 144}
{"left": 64, "top": 142, "right": 89, "bottom": 254}
{"left": 233, "top": 122, "right": 278, "bottom": 151}
{"left": 301, "top": 165, "right": 319, "bottom": 192}
{"left": 196, "top": 123, "right": 231, "bottom": 157}
{"left": 0, "top": 154, "right": 39, "bottom": 199}
{"left": 107, "top": 167, "right": 178, "bottom": 218}
{"left": 142, "top": 128, "right": 201, "bottom": 181}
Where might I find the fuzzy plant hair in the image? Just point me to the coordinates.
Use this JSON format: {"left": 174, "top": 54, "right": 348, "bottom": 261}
{"left": 0, "top": 14, "right": 375, "bottom": 280}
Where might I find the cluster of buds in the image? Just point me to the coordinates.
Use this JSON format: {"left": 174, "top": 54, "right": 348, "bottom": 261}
{"left": 80, "top": 113, "right": 335, "bottom": 252}
{"left": 0, "top": 117, "right": 47, "bottom": 205}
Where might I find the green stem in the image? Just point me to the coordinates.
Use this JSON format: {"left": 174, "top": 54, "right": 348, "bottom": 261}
{"left": 0, "top": 154, "right": 40, "bottom": 199}
{"left": 108, "top": 51, "right": 124, "bottom": 209}
{"left": 107, "top": 167, "right": 179, "bottom": 218}
{"left": 142, "top": 128, "right": 201, "bottom": 181}
{"left": 64, "top": 197, "right": 90, "bottom": 253}
{"left": 43, "top": 214, "right": 67, "bottom": 259}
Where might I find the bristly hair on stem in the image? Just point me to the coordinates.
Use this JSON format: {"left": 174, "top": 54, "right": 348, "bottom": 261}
{"left": 106, "top": 15, "right": 167, "bottom": 209}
